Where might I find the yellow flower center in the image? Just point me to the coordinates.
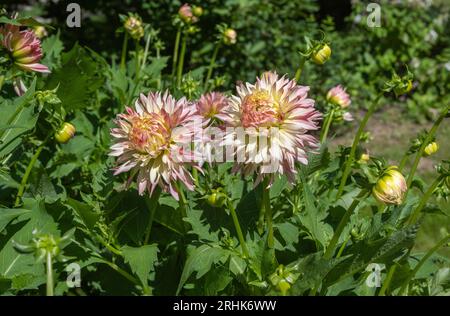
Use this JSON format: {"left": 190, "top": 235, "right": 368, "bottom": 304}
{"left": 241, "top": 90, "right": 279, "bottom": 128}
{"left": 129, "top": 113, "right": 170, "bottom": 156}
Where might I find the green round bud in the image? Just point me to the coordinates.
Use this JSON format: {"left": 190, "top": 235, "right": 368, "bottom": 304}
{"left": 311, "top": 44, "right": 331, "bottom": 65}
{"left": 394, "top": 80, "right": 412, "bottom": 96}
{"left": 55, "top": 122, "right": 76, "bottom": 144}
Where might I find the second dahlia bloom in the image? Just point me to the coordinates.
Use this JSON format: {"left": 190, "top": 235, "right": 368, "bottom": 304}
{"left": 225, "top": 71, "right": 322, "bottom": 185}
{"left": 110, "top": 92, "right": 200, "bottom": 200}
{"left": 196, "top": 92, "right": 230, "bottom": 123}
{"left": 326, "top": 85, "right": 351, "bottom": 108}
{"left": 0, "top": 24, "right": 50, "bottom": 73}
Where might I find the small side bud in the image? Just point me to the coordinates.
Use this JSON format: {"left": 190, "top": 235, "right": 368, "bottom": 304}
{"left": 55, "top": 122, "right": 76, "bottom": 144}
{"left": 311, "top": 44, "right": 331, "bottom": 65}
{"left": 423, "top": 141, "right": 439, "bottom": 157}
{"left": 223, "top": 28, "right": 237, "bottom": 45}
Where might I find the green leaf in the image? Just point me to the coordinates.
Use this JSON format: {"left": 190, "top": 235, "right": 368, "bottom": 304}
{"left": 44, "top": 45, "right": 106, "bottom": 111}
{"left": 176, "top": 244, "right": 230, "bottom": 295}
{"left": 0, "top": 80, "right": 38, "bottom": 159}
{"left": 0, "top": 208, "right": 31, "bottom": 232}
{"left": 121, "top": 244, "right": 159, "bottom": 290}
{"left": 0, "top": 199, "right": 58, "bottom": 291}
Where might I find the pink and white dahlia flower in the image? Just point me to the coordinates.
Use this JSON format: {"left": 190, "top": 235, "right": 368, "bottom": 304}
{"left": 0, "top": 24, "right": 50, "bottom": 73}
{"left": 224, "top": 71, "right": 322, "bottom": 185}
{"left": 326, "top": 85, "right": 351, "bottom": 108}
{"left": 196, "top": 92, "right": 230, "bottom": 123}
{"left": 110, "top": 91, "right": 201, "bottom": 200}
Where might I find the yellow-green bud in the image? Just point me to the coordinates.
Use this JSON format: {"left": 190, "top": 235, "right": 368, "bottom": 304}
{"left": 55, "top": 122, "right": 76, "bottom": 144}
{"left": 311, "top": 44, "right": 331, "bottom": 65}
{"left": 359, "top": 153, "right": 370, "bottom": 163}
{"left": 372, "top": 166, "right": 407, "bottom": 205}
{"left": 223, "top": 28, "right": 237, "bottom": 45}
{"left": 124, "top": 16, "right": 144, "bottom": 40}
{"left": 33, "top": 26, "right": 48, "bottom": 39}
{"left": 445, "top": 176, "right": 450, "bottom": 190}
{"left": 423, "top": 141, "right": 439, "bottom": 156}
{"left": 192, "top": 6, "right": 203, "bottom": 17}
{"left": 277, "top": 279, "right": 291, "bottom": 295}
{"left": 394, "top": 80, "right": 413, "bottom": 96}
{"left": 206, "top": 189, "right": 227, "bottom": 208}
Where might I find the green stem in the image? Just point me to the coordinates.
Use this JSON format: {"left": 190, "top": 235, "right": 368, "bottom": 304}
{"left": 406, "top": 105, "right": 449, "bottom": 190}
{"left": 174, "top": 181, "right": 188, "bottom": 232}
{"left": 335, "top": 234, "right": 351, "bottom": 259}
{"left": 204, "top": 42, "right": 220, "bottom": 90}
{"left": 399, "top": 152, "right": 410, "bottom": 172}
{"left": 14, "top": 139, "right": 48, "bottom": 207}
{"left": 143, "top": 188, "right": 161, "bottom": 244}
{"left": 46, "top": 252, "right": 54, "bottom": 296}
{"left": 378, "top": 264, "right": 397, "bottom": 296}
{"left": 228, "top": 201, "right": 249, "bottom": 258}
{"left": 324, "top": 190, "right": 367, "bottom": 259}
{"left": 261, "top": 179, "right": 274, "bottom": 248}
{"left": 171, "top": 27, "right": 181, "bottom": 78}
{"left": 336, "top": 95, "right": 382, "bottom": 199}
{"left": 141, "top": 33, "right": 151, "bottom": 70}
{"left": 0, "top": 75, "right": 4, "bottom": 93}
{"left": 96, "top": 258, "right": 140, "bottom": 286}
{"left": 294, "top": 57, "right": 306, "bottom": 82}
{"left": 134, "top": 40, "right": 141, "bottom": 83}
{"left": 120, "top": 33, "right": 129, "bottom": 71}
{"left": 156, "top": 46, "right": 161, "bottom": 90}
{"left": 320, "top": 108, "right": 335, "bottom": 143}
{"left": 407, "top": 175, "right": 444, "bottom": 225}
{"left": 177, "top": 34, "right": 187, "bottom": 88}
{"left": 398, "top": 234, "right": 450, "bottom": 295}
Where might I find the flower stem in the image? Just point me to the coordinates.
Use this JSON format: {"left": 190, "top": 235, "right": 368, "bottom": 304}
{"left": 143, "top": 188, "right": 161, "bottom": 245}
{"left": 156, "top": 46, "right": 161, "bottom": 90}
{"left": 120, "top": 33, "right": 129, "bottom": 71}
{"left": 320, "top": 108, "right": 335, "bottom": 143}
{"left": 407, "top": 175, "right": 444, "bottom": 226}
{"left": 176, "top": 34, "right": 187, "bottom": 88}
{"left": 261, "top": 178, "right": 274, "bottom": 248}
{"left": 228, "top": 201, "right": 249, "bottom": 258}
{"left": 46, "top": 251, "right": 54, "bottom": 296}
{"left": 294, "top": 57, "right": 306, "bottom": 82}
{"left": 398, "top": 234, "right": 450, "bottom": 295}
{"left": 204, "top": 42, "right": 220, "bottom": 90}
{"left": 141, "top": 33, "right": 151, "bottom": 70}
{"left": 14, "top": 138, "right": 48, "bottom": 207}
{"left": 378, "top": 264, "right": 397, "bottom": 296}
{"left": 398, "top": 153, "right": 410, "bottom": 172}
{"left": 171, "top": 27, "right": 182, "bottom": 78}
{"left": 406, "top": 105, "right": 449, "bottom": 190}
{"left": 324, "top": 190, "right": 367, "bottom": 260}
{"left": 134, "top": 40, "right": 141, "bottom": 83}
{"left": 336, "top": 95, "right": 382, "bottom": 199}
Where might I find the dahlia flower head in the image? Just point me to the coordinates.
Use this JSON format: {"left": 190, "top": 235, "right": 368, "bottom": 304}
{"left": 196, "top": 92, "right": 230, "bottom": 123}
{"left": 195, "top": 92, "right": 231, "bottom": 164}
{"left": 110, "top": 91, "right": 201, "bottom": 200}
{"left": 326, "top": 85, "right": 351, "bottom": 108}
{"left": 0, "top": 24, "right": 50, "bottom": 73}
{"left": 224, "top": 71, "right": 322, "bottom": 186}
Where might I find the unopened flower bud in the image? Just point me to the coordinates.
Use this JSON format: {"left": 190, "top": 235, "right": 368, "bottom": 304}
{"left": 394, "top": 79, "right": 413, "bottom": 96}
{"left": 124, "top": 15, "right": 144, "bottom": 40}
{"left": 55, "top": 122, "right": 76, "bottom": 144}
{"left": 192, "top": 6, "right": 203, "bottom": 17}
{"left": 179, "top": 4, "right": 198, "bottom": 24}
{"left": 359, "top": 153, "right": 370, "bottom": 163}
{"left": 326, "top": 85, "right": 351, "bottom": 108}
{"left": 33, "top": 26, "right": 48, "bottom": 39}
{"left": 223, "top": 28, "right": 237, "bottom": 45}
{"left": 206, "top": 189, "right": 227, "bottom": 208}
{"left": 423, "top": 141, "right": 439, "bottom": 156}
{"left": 311, "top": 44, "right": 331, "bottom": 65}
{"left": 372, "top": 166, "right": 407, "bottom": 205}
